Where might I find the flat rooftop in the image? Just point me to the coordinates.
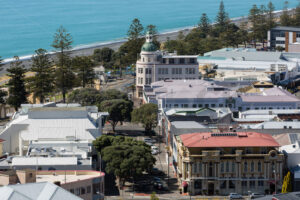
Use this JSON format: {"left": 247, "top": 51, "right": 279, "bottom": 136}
{"left": 36, "top": 170, "right": 104, "bottom": 184}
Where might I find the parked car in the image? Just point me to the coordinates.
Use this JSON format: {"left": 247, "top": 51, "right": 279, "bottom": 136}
{"left": 151, "top": 168, "right": 164, "bottom": 176}
{"left": 144, "top": 138, "right": 156, "bottom": 143}
{"left": 151, "top": 149, "right": 159, "bottom": 155}
{"left": 250, "top": 193, "right": 264, "bottom": 199}
{"left": 151, "top": 145, "right": 159, "bottom": 151}
{"left": 229, "top": 193, "right": 243, "bottom": 199}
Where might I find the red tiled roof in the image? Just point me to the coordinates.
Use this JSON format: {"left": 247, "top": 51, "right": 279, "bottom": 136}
{"left": 180, "top": 132, "right": 279, "bottom": 148}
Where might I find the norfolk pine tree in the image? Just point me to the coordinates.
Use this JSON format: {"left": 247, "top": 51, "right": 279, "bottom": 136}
{"left": 198, "top": 13, "right": 211, "bottom": 35}
{"left": 0, "top": 57, "right": 7, "bottom": 104}
{"left": 52, "top": 26, "right": 75, "bottom": 103}
{"left": 29, "top": 48, "right": 54, "bottom": 103}
{"left": 72, "top": 56, "right": 95, "bottom": 88}
{"left": 280, "top": 1, "right": 292, "bottom": 26}
{"left": 215, "top": 0, "right": 229, "bottom": 34}
{"left": 7, "top": 56, "right": 28, "bottom": 110}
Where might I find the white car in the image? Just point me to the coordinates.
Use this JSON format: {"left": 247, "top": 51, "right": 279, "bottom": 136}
{"left": 151, "top": 149, "right": 159, "bottom": 155}
{"left": 151, "top": 145, "right": 159, "bottom": 151}
{"left": 250, "top": 193, "right": 264, "bottom": 199}
{"left": 229, "top": 193, "right": 243, "bottom": 199}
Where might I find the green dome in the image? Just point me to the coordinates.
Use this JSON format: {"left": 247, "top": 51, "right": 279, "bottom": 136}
{"left": 141, "top": 42, "right": 157, "bottom": 52}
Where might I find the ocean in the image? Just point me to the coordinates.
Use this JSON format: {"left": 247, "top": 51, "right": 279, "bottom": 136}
{"left": 0, "top": 0, "right": 298, "bottom": 60}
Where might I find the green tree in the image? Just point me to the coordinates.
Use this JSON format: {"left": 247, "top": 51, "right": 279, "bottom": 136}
{"left": 52, "top": 25, "right": 74, "bottom": 103}
{"left": 7, "top": 56, "right": 28, "bottom": 110}
{"left": 93, "top": 47, "right": 114, "bottom": 67}
{"left": 220, "top": 23, "right": 240, "bottom": 47}
{"left": 215, "top": 0, "right": 229, "bottom": 33}
{"left": 266, "top": 1, "right": 276, "bottom": 30}
{"left": 127, "top": 18, "right": 144, "bottom": 40}
{"left": 68, "top": 88, "right": 100, "bottom": 106}
{"left": 293, "top": 3, "right": 300, "bottom": 27}
{"left": 93, "top": 135, "right": 155, "bottom": 188}
{"left": 280, "top": 1, "right": 292, "bottom": 26}
{"left": 0, "top": 57, "right": 7, "bottom": 104}
{"left": 99, "top": 99, "right": 133, "bottom": 132}
{"left": 249, "top": 4, "right": 267, "bottom": 47}
{"left": 131, "top": 103, "right": 158, "bottom": 133}
{"left": 198, "top": 13, "right": 211, "bottom": 35}
{"left": 146, "top": 24, "right": 158, "bottom": 36}
{"left": 28, "top": 48, "right": 54, "bottom": 103}
{"left": 72, "top": 56, "right": 95, "bottom": 88}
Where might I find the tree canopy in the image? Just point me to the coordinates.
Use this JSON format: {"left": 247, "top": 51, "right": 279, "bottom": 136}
{"left": 72, "top": 56, "right": 95, "bottom": 88}
{"left": 99, "top": 99, "right": 133, "bottom": 132}
{"left": 7, "top": 56, "right": 28, "bottom": 110}
{"left": 28, "top": 48, "right": 54, "bottom": 103}
{"left": 93, "top": 135, "right": 156, "bottom": 187}
{"left": 131, "top": 103, "right": 158, "bottom": 133}
{"left": 52, "top": 26, "right": 74, "bottom": 103}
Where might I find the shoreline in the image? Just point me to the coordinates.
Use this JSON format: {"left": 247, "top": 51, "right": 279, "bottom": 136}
{"left": 1, "top": 8, "right": 294, "bottom": 73}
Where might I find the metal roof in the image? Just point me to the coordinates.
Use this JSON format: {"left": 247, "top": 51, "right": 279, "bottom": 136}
{"left": 271, "top": 26, "right": 300, "bottom": 32}
{"left": 0, "top": 182, "right": 83, "bottom": 200}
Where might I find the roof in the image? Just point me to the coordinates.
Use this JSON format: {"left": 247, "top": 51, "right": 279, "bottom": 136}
{"left": 247, "top": 121, "right": 300, "bottom": 129}
{"left": 141, "top": 42, "right": 157, "bottom": 52}
{"left": 180, "top": 132, "right": 280, "bottom": 148}
{"left": 171, "top": 121, "right": 207, "bottom": 129}
{"left": 18, "top": 118, "right": 98, "bottom": 141}
{"left": 0, "top": 182, "right": 83, "bottom": 200}
{"left": 12, "top": 157, "right": 78, "bottom": 166}
{"left": 271, "top": 26, "right": 300, "bottom": 32}
{"left": 202, "top": 48, "right": 283, "bottom": 62}
{"left": 240, "top": 87, "right": 300, "bottom": 103}
{"left": 36, "top": 170, "right": 104, "bottom": 184}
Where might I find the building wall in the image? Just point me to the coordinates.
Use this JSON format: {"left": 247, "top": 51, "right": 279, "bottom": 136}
{"left": 176, "top": 139, "right": 284, "bottom": 195}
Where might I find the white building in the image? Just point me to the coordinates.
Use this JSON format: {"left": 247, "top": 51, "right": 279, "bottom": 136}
{"left": 198, "top": 48, "right": 300, "bottom": 84}
{"left": 0, "top": 103, "right": 108, "bottom": 170}
{"left": 144, "top": 79, "right": 300, "bottom": 112}
{"left": 136, "top": 32, "right": 199, "bottom": 98}
{"left": 267, "top": 26, "right": 300, "bottom": 51}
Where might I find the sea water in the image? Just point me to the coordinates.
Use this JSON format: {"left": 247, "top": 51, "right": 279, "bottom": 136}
{"left": 0, "top": 0, "right": 298, "bottom": 60}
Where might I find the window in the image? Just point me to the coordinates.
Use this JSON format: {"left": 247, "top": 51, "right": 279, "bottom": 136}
{"left": 194, "top": 180, "right": 202, "bottom": 189}
{"left": 70, "top": 189, "right": 74, "bottom": 194}
{"left": 205, "top": 104, "right": 209, "bottom": 108}
{"left": 75, "top": 188, "right": 80, "bottom": 195}
{"left": 179, "top": 58, "right": 185, "bottom": 64}
{"left": 198, "top": 104, "right": 203, "bottom": 108}
{"left": 192, "top": 104, "right": 197, "bottom": 108}
{"left": 244, "top": 162, "right": 248, "bottom": 172}
{"left": 29, "top": 173, "right": 33, "bottom": 178}
{"left": 232, "top": 162, "right": 235, "bottom": 172}
{"left": 250, "top": 180, "right": 255, "bottom": 188}
{"left": 189, "top": 58, "right": 196, "bottom": 64}
{"left": 258, "top": 180, "right": 264, "bottom": 186}
{"left": 163, "top": 58, "right": 166, "bottom": 63}
{"left": 242, "top": 181, "right": 247, "bottom": 187}
{"left": 229, "top": 180, "right": 235, "bottom": 189}
{"left": 226, "top": 161, "right": 229, "bottom": 172}
{"left": 211, "top": 104, "right": 215, "bottom": 108}
{"left": 81, "top": 187, "right": 86, "bottom": 195}
{"left": 251, "top": 161, "right": 255, "bottom": 172}
{"left": 258, "top": 161, "right": 262, "bottom": 172}
{"left": 221, "top": 162, "right": 224, "bottom": 172}
{"left": 138, "top": 68, "right": 143, "bottom": 74}
{"left": 87, "top": 186, "right": 91, "bottom": 193}
{"left": 198, "top": 162, "right": 202, "bottom": 173}
{"left": 220, "top": 180, "right": 226, "bottom": 189}
{"left": 145, "top": 68, "right": 152, "bottom": 74}
{"left": 93, "top": 183, "right": 101, "bottom": 195}
{"left": 219, "top": 104, "right": 224, "bottom": 107}
{"left": 193, "top": 163, "right": 197, "bottom": 173}
{"left": 169, "top": 58, "right": 174, "bottom": 64}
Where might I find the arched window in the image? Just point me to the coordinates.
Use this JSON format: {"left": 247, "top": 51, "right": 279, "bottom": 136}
{"left": 244, "top": 161, "right": 248, "bottom": 172}
{"left": 258, "top": 161, "right": 262, "bottom": 172}
{"left": 251, "top": 161, "right": 255, "bottom": 172}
